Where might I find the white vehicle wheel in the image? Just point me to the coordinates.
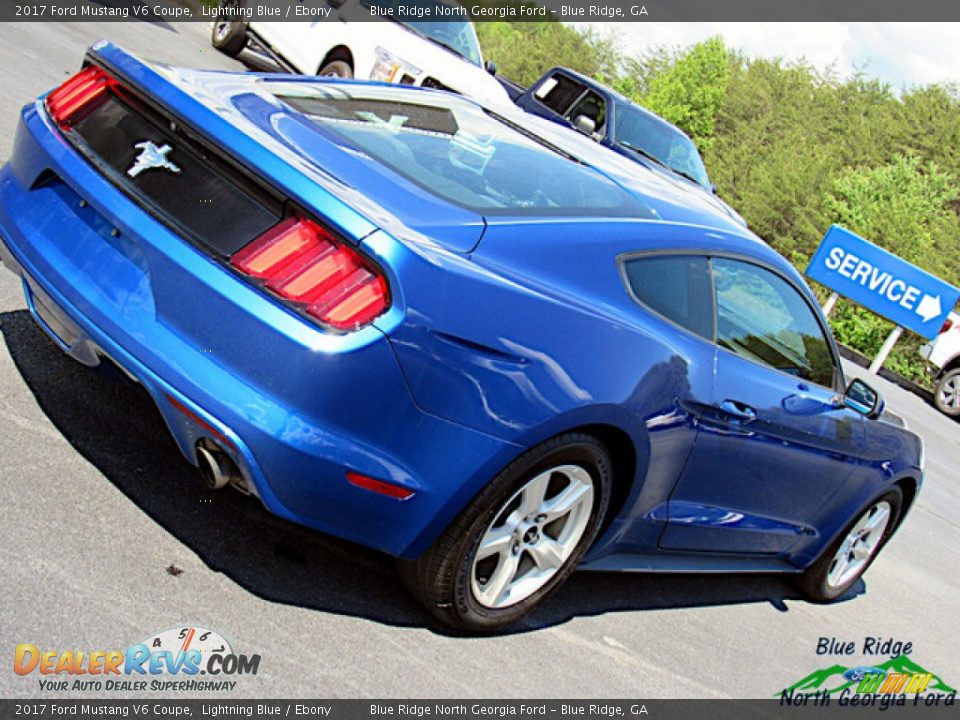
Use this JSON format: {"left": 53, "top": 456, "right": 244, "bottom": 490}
{"left": 210, "top": 10, "right": 247, "bottom": 57}
{"left": 934, "top": 368, "right": 960, "bottom": 417}
{"left": 318, "top": 60, "right": 353, "bottom": 79}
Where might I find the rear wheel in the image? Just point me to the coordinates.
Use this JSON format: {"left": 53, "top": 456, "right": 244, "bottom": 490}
{"left": 210, "top": 3, "right": 247, "bottom": 57}
{"left": 798, "top": 488, "right": 902, "bottom": 602}
{"left": 934, "top": 368, "right": 960, "bottom": 417}
{"left": 400, "top": 433, "right": 611, "bottom": 632}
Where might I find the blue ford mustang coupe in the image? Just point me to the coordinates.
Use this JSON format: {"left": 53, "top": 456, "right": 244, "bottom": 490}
{"left": 0, "top": 44, "right": 923, "bottom": 630}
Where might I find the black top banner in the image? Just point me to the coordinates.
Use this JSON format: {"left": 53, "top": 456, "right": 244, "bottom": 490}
{"left": 5, "top": 0, "right": 960, "bottom": 22}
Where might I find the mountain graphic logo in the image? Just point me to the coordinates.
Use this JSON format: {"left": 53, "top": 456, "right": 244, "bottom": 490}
{"left": 779, "top": 655, "right": 956, "bottom": 696}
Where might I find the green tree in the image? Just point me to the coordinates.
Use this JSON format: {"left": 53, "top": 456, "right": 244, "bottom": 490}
{"left": 474, "top": 22, "right": 619, "bottom": 88}
{"left": 639, "top": 37, "right": 729, "bottom": 149}
{"left": 706, "top": 57, "right": 843, "bottom": 262}
{"left": 824, "top": 155, "right": 957, "bottom": 265}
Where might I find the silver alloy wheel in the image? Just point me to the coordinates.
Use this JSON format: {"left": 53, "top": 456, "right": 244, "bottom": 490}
{"left": 826, "top": 500, "right": 892, "bottom": 590}
{"left": 940, "top": 375, "right": 960, "bottom": 409}
{"left": 470, "top": 464, "right": 594, "bottom": 609}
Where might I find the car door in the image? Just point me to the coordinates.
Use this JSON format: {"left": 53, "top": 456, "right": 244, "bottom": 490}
{"left": 594, "top": 253, "right": 717, "bottom": 553}
{"left": 253, "top": 21, "right": 329, "bottom": 74}
{"left": 255, "top": 0, "right": 364, "bottom": 77}
{"left": 659, "top": 256, "right": 866, "bottom": 555}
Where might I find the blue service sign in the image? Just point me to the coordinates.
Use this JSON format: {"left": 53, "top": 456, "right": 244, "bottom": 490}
{"left": 806, "top": 225, "right": 960, "bottom": 340}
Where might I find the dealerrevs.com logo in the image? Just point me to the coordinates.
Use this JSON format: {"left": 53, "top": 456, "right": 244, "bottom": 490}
{"left": 13, "top": 626, "right": 261, "bottom": 692}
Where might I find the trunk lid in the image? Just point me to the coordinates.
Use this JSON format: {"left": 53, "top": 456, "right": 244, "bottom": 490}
{"left": 87, "top": 42, "right": 485, "bottom": 253}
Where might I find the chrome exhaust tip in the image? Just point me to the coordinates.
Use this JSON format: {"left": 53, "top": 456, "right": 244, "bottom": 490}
{"left": 196, "top": 439, "right": 239, "bottom": 490}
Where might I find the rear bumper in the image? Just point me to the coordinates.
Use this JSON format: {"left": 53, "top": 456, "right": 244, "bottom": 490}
{"left": 0, "top": 101, "right": 517, "bottom": 558}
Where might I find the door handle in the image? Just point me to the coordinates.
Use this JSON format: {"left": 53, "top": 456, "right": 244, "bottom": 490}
{"left": 720, "top": 399, "right": 757, "bottom": 421}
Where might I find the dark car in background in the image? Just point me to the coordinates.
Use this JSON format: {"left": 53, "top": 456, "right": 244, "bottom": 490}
{"left": 506, "top": 66, "right": 746, "bottom": 227}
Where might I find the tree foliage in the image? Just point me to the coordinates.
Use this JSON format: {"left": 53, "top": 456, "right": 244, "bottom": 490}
{"left": 638, "top": 37, "right": 728, "bottom": 149}
{"left": 474, "top": 22, "right": 619, "bottom": 88}
{"left": 824, "top": 155, "right": 957, "bottom": 265}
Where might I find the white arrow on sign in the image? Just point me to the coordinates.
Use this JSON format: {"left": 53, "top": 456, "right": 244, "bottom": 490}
{"left": 916, "top": 294, "right": 942, "bottom": 322}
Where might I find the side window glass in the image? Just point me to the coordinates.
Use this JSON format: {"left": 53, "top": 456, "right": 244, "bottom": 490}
{"left": 713, "top": 258, "right": 835, "bottom": 387}
{"left": 623, "top": 255, "right": 713, "bottom": 340}
{"left": 565, "top": 91, "right": 606, "bottom": 136}
{"left": 533, "top": 74, "right": 586, "bottom": 115}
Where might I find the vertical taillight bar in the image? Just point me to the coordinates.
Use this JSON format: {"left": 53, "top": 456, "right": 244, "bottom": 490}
{"left": 46, "top": 66, "right": 115, "bottom": 128}
{"left": 230, "top": 216, "right": 389, "bottom": 331}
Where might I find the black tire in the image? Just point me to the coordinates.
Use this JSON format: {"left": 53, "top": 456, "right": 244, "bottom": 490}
{"left": 934, "top": 368, "right": 960, "bottom": 417}
{"left": 400, "top": 433, "right": 612, "bottom": 632}
{"left": 797, "top": 487, "right": 902, "bottom": 602}
{"left": 210, "top": 7, "right": 247, "bottom": 57}
{"left": 318, "top": 59, "right": 353, "bottom": 78}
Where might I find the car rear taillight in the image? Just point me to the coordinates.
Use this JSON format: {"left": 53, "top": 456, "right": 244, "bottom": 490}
{"left": 46, "top": 66, "right": 116, "bottom": 128}
{"left": 941, "top": 318, "right": 954, "bottom": 334}
{"left": 231, "top": 216, "right": 389, "bottom": 331}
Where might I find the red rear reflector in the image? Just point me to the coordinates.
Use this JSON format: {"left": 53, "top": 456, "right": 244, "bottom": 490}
{"left": 231, "top": 216, "right": 389, "bottom": 331}
{"left": 941, "top": 318, "right": 954, "bottom": 334}
{"left": 46, "top": 66, "right": 114, "bottom": 127}
{"left": 346, "top": 471, "right": 414, "bottom": 500}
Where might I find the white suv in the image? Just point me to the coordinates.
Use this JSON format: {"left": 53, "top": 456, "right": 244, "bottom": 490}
{"left": 210, "top": 1, "right": 511, "bottom": 108}
{"left": 920, "top": 310, "right": 960, "bottom": 417}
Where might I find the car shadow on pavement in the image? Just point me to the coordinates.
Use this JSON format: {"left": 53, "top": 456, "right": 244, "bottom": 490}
{"left": 1, "top": 309, "right": 864, "bottom": 636}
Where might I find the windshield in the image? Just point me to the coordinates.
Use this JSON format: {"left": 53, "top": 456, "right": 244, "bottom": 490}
{"left": 360, "top": 0, "right": 483, "bottom": 65}
{"left": 614, "top": 105, "right": 711, "bottom": 189}
{"left": 273, "top": 84, "right": 654, "bottom": 218}
{"left": 403, "top": 21, "right": 482, "bottom": 66}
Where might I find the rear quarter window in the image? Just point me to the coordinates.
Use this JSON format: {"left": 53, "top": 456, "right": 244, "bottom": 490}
{"left": 534, "top": 74, "right": 586, "bottom": 115}
{"left": 623, "top": 255, "right": 714, "bottom": 340}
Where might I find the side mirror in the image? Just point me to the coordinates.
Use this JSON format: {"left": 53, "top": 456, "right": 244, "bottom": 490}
{"left": 844, "top": 378, "right": 884, "bottom": 418}
{"left": 574, "top": 115, "right": 596, "bottom": 135}
{"left": 485, "top": 60, "right": 497, "bottom": 76}
{"left": 711, "top": 182, "right": 719, "bottom": 194}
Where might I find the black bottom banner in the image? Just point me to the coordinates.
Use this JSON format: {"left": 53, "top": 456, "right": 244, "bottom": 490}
{"left": 1, "top": 699, "right": 957, "bottom": 720}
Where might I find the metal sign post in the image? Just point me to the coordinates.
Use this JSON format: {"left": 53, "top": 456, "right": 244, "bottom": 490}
{"left": 868, "top": 326, "right": 904, "bottom": 374}
{"left": 822, "top": 291, "right": 839, "bottom": 317}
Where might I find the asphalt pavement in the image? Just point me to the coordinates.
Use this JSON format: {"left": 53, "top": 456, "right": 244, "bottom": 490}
{"left": 0, "top": 21, "right": 957, "bottom": 699}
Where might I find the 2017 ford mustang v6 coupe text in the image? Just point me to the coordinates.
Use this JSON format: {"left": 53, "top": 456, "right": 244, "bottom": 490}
{"left": 0, "top": 44, "right": 923, "bottom": 631}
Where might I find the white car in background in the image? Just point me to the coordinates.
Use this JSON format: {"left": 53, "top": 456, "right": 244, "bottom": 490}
{"left": 920, "top": 310, "right": 960, "bottom": 417}
{"left": 210, "top": 0, "right": 511, "bottom": 107}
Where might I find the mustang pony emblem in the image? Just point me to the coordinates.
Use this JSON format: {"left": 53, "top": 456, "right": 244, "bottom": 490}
{"left": 127, "top": 140, "right": 181, "bottom": 178}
